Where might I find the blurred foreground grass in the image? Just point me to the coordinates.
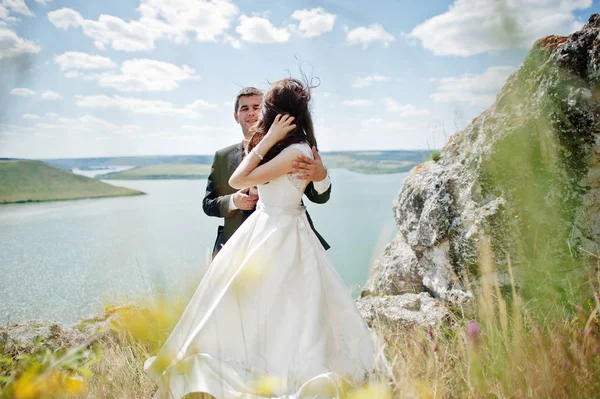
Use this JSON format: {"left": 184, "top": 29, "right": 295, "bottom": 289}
{"left": 1, "top": 239, "right": 599, "bottom": 398}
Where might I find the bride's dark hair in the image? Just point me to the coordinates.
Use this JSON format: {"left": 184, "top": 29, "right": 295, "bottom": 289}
{"left": 246, "top": 77, "right": 317, "bottom": 163}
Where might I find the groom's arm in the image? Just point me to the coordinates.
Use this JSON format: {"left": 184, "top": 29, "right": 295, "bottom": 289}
{"left": 305, "top": 180, "right": 331, "bottom": 204}
{"left": 202, "top": 151, "right": 233, "bottom": 218}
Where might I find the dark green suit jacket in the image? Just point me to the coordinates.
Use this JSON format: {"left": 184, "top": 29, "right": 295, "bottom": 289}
{"left": 202, "top": 142, "right": 331, "bottom": 257}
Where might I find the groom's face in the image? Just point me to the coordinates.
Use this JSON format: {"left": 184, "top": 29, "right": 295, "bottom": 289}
{"left": 234, "top": 95, "right": 262, "bottom": 139}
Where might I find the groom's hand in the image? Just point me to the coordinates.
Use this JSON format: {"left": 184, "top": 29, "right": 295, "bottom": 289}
{"left": 233, "top": 187, "right": 258, "bottom": 210}
{"left": 292, "top": 146, "right": 327, "bottom": 182}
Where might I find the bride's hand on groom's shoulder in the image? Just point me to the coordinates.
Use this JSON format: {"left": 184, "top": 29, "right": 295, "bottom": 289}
{"left": 266, "top": 114, "right": 296, "bottom": 142}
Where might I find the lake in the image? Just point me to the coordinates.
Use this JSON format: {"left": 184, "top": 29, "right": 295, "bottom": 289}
{"left": 0, "top": 169, "right": 406, "bottom": 325}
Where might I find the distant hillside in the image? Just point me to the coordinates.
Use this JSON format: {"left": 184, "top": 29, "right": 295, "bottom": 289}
{"left": 321, "top": 151, "right": 426, "bottom": 174}
{"left": 96, "top": 164, "right": 211, "bottom": 180}
{"left": 0, "top": 160, "right": 144, "bottom": 204}
{"left": 41, "top": 150, "right": 431, "bottom": 177}
{"left": 44, "top": 155, "right": 214, "bottom": 171}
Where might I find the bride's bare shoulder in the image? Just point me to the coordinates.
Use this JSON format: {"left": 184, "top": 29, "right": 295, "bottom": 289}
{"left": 284, "top": 142, "right": 312, "bottom": 158}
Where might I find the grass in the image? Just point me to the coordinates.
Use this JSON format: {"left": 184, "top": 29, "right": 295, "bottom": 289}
{"left": 45, "top": 151, "right": 427, "bottom": 177}
{"left": 2, "top": 240, "right": 599, "bottom": 398}
{"left": 375, "top": 238, "right": 600, "bottom": 398}
{"left": 96, "top": 164, "right": 212, "bottom": 180}
{"left": 0, "top": 160, "right": 144, "bottom": 204}
{"left": 93, "top": 158, "right": 418, "bottom": 179}
{"left": 322, "top": 154, "right": 418, "bottom": 174}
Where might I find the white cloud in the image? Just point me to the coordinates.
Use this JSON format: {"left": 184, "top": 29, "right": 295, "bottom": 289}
{"left": 95, "top": 59, "right": 198, "bottom": 92}
{"left": 22, "top": 113, "right": 39, "bottom": 120}
{"left": 408, "top": 0, "right": 591, "bottom": 56}
{"left": 72, "top": 115, "right": 116, "bottom": 130}
{"left": 352, "top": 74, "right": 391, "bottom": 88}
{"left": 342, "top": 99, "right": 374, "bottom": 107}
{"left": 54, "top": 52, "right": 117, "bottom": 71}
{"left": 32, "top": 114, "right": 143, "bottom": 136}
{"left": 360, "top": 118, "right": 404, "bottom": 130}
{"left": 0, "top": 27, "right": 40, "bottom": 59}
{"left": 47, "top": 8, "right": 83, "bottom": 29}
{"left": 74, "top": 94, "right": 204, "bottom": 118}
{"left": 186, "top": 99, "right": 218, "bottom": 111}
{"left": 290, "top": 7, "right": 336, "bottom": 38}
{"left": 48, "top": 1, "right": 239, "bottom": 52}
{"left": 236, "top": 15, "right": 290, "bottom": 43}
{"left": 55, "top": 54, "right": 199, "bottom": 92}
{"left": 181, "top": 124, "right": 229, "bottom": 132}
{"left": 223, "top": 33, "right": 242, "bottom": 49}
{"left": 0, "top": 16, "right": 21, "bottom": 25}
{"left": 122, "top": 124, "right": 143, "bottom": 131}
{"left": 1, "top": 0, "right": 32, "bottom": 17}
{"left": 34, "top": 122, "right": 61, "bottom": 129}
{"left": 139, "top": 0, "right": 239, "bottom": 42}
{"left": 10, "top": 87, "right": 35, "bottom": 96}
{"left": 45, "top": 112, "right": 58, "bottom": 119}
{"left": 431, "top": 65, "right": 516, "bottom": 107}
{"left": 382, "top": 98, "right": 431, "bottom": 117}
{"left": 0, "top": 131, "right": 16, "bottom": 138}
{"left": 41, "top": 90, "right": 63, "bottom": 100}
{"left": 345, "top": 24, "right": 395, "bottom": 48}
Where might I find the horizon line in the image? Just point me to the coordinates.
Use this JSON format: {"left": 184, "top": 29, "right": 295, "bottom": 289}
{"left": 2, "top": 148, "right": 440, "bottom": 161}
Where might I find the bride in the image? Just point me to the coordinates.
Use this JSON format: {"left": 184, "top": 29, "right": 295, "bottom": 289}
{"left": 144, "top": 78, "right": 386, "bottom": 398}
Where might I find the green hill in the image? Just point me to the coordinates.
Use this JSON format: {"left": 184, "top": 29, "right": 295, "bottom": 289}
{"left": 91, "top": 151, "right": 427, "bottom": 180}
{"left": 0, "top": 160, "right": 145, "bottom": 204}
{"left": 43, "top": 155, "right": 214, "bottom": 171}
{"left": 42, "top": 150, "right": 431, "bottom": 177}
{"left": 321, "top": 152, "right": 420, "bottom": 174}
{"left": 96, "top": 164, "right": 211, "bottom": 180}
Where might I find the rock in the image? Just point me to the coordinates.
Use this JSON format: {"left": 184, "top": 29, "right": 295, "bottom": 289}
{"left": 0, "top": 311, "right": 118, "bottom": 354}
{"left": 357, "top": 293, "right": 448, "bottom": 328}
{"left": 361, "top": 234, "right": 424, "bottom": 296}
{"left": 360, "top": 14, "right": 600, "bottom": 320}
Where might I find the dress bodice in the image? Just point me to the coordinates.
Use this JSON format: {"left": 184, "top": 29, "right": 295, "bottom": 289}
{"left": 256, "top": 143, "right": 312, "bottom": 211}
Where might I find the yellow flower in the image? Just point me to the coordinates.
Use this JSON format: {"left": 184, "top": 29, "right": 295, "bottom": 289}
{"left": 252, "top": 374, "right": 286, "bottom": 396}
{"left": 40, "top": 369, "right": 63, "bottom": 392}
{"left": 65, "top": 375, "right": 86, "bottom": 395}
{"left": 345, "top": 383, "right": 392, "bottom": 399}
{"left": 13, "top": 370, "right": 41, "bottom": 399}
{"left": 150, "top": 349, "right": 177, "bottom": 375}
{"left": 232, "top": 257, "right": 268, "bottom": 295}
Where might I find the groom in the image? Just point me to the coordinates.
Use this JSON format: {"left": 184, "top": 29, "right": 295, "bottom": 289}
{"left": 203, "top": 87, "right": 332, "bottom": 258}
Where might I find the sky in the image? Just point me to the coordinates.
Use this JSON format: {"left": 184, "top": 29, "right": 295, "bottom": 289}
{"left": 0, "top": 0, "right": 598, "bottom": 159}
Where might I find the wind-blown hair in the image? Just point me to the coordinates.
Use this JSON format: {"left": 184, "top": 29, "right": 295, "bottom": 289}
{"left": 246, "top": 78, "right": 317, "bottom": 163}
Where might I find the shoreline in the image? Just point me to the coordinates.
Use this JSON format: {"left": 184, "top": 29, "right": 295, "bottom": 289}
{"left": 0, "top": 191, "right": 146, "bottom": 205}
{"left": 95, "top": 166, "right": 413, "bottom": 181}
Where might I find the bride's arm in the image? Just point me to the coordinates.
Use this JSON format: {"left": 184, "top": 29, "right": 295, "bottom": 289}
{"left": 229, "top": 114, "right": 297, "bottom": 189}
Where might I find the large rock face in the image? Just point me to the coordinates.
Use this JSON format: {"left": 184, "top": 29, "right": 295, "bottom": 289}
{"left": 359, "top": 14, "right": 600, "bottom": 324}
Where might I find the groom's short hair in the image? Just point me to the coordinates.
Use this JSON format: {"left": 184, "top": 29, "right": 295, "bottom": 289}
{"left": 234, "top": 87, "right": 263, "bottom": 113}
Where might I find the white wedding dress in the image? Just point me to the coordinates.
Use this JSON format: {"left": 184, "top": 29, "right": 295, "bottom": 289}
{"left": 144, "top": 143, "right": 386, "bottom": 398}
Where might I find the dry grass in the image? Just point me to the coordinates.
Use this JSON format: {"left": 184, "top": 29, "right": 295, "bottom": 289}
{"left": 376, "top": 238, "right": 600, "bottom": 398}
{"left": 2, "top": 240, "right": 599, "bottom": 398}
